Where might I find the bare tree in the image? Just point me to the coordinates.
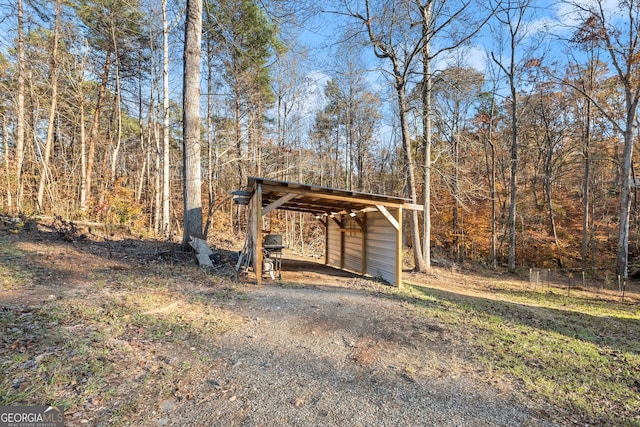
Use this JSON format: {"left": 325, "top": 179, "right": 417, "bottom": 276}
{"left": 476, "top": 52, "right": 502, "bottom": 269}
{"left": 431, "top": 64, "right": 484, "bottom": 261}
{"left": 340, "top": 0, "right": 427, "bottom": 270}
{"left": 36, "top": 0, "right": 61, "bottom": 210}
{"left": 76, "top": 0, "right": 144, "bottom": 208}
{"left": 75, "top": 43, "right": 89, "bottom": 212}
{"left": 15, "top": 0, "right": 26, "bottom": 211}
{"left": 340, "top": 0, "right": 491, "bottom": 270}
{"left": 564, "top": 1, "right": 640, "bottom": 280}
{"left": 2, "top": 115, "right": 9, "bottom": 208}
{"left": 525, "top": 79, "right": 575, "bottom": 267}
{"left": 564, "top": 44, "right": 607, "bottom": 273}
{"left": 162, "top": 0, "right": 171, "bottom": 235}
{"left": 490, "top": 0, "right": 536, "bottom": 272}
{"left": 417, "top": 0, "right": 493, "bottom": 269}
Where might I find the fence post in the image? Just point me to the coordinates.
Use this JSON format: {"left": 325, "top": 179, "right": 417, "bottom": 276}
{"left": 618, "top": 275, "right": 621, "bottom": 293}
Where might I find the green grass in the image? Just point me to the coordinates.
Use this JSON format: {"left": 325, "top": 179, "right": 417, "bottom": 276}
{"left": 399, "top": 281, "right": 640, "bottom": 426}
{"left": 0, "top": 240, "right": 241, "bottom": 426}
{"left": 1, "top": 289, "right": 238, "bottom": 422}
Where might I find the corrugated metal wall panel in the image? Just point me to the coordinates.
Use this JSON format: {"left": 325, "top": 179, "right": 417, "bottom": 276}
{"left": 343, "top": 217, "right": 362, "bottom": 273}
{"left": 325, "top": 211, "right": 398, "bottom": 285}
{"left": 366, "top": 212, "right": 397, "bottom": 284}
{"left": 327, "top": 219, "right": 341, "bottom": 268}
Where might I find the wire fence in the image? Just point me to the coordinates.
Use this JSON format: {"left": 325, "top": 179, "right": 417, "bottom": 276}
{"left": 526, "top": 267, "right": 633, "bottom": 300}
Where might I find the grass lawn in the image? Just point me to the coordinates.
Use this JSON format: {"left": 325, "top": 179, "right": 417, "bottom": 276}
{"left": 400, "top": 275, "right": 640, "bottom": 426}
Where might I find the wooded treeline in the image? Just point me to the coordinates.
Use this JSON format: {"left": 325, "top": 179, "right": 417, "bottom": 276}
{"left": 2, "top": 0, "right": 640, "bottom": 278}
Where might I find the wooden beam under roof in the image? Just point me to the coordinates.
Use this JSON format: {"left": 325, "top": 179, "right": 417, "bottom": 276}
{"left": 262, "top": 193, "right": 297, "bottom": 216}
{"left": 258, "top": 182, "right": 406, "bottom": 209}
{"left": 263, "top": 198, "right": 364, "bottom": 214}
{"left": 376, "top": 205, "right": 400, "bottom": 231}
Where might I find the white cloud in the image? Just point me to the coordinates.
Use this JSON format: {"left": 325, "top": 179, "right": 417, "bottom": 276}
{"left": 302, "top": 70, "right": 330, "bottom": 113}
{"left": 528, "top": 16, "right": 558, "bottom": 34}
{"left": 431, "top": 44, "right": 488, "bottom": 74}
{"left": 550, "top": 0, "right": 625, "bottom": 32}
{"left": 466, "top": 45, "right": 488, "bottom": 73}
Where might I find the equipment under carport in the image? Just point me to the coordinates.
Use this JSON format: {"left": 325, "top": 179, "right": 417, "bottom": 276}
{"left": 262, "top": 234, "right": 284, "bottom": 280}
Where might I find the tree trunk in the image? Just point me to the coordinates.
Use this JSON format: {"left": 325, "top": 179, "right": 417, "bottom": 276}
{"left": 37, "top": 0, "right": 61, "bottom": 211}
{"left": 3, "top": 116, "right": 11, "bottom": 209}
{"left": 490, "top": 140, "right": 496, "bottom": 269}
{"left": 544, "top": 161, "right": 561, "bottom": 267}
{"left": 162, "top": 0, "right": 171, "bottom": 235}
{"left": 581, "top": 98, "right": 591, "bottom": 273}
{"left": 16, "top": 0, "right": 26, "bottom": 211}
{"left": 422, "top": 41, "right": 432, "bottom": 269}
{"left": 453, "top": 122, "right": 460, "bottom": 262}
{"left": 182, "top": 0, "right": 203, "bottom": 246}
{"left": 616, "top": 107, "right": 636, "bottom": 279}
{"left": 110, "top": 48, "right": 122, "bottom": 188}
{"left": 136, "top": 56, "right": 146, "bottom": 204}
{"left": 234, "top": 83, "right": 244, "bottom": 187}
{"left": 80, "top": 99, "right": 87, "bottom": 211}
{"left": 397, "top": 75, "right": 426, "bottom": 272}
{"left": 485, "top": 94, "right": 497, "bottom": 269}
{"left": 204, "top": 21, "right": 215, "bottom": 239}
{"left": 421, "top": 17, "right": 432, "bottom": 270}
{"left": 154, "top": 122, "right": 161, "bottom": 234}
{"left": 507, "top": 51, "right": 518, "bottom": 273}
{"left": 86, "top": 51, "right": 112, "bottom": 204}
{"left": 508, "top": 103, "right": 518, "bottom": 273}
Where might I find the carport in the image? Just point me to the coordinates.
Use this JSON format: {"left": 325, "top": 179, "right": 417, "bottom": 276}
{"left": 233, "top": 177, "right": 422, "bottom": 286}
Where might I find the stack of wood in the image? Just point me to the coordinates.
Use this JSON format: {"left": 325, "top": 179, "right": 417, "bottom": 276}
{"left": 235, "top": 237, "right": 253, "bottom": 273}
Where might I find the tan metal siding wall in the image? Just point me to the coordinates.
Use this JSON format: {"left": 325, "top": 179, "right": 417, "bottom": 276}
{"left": 343, "top": 217, "right": 362, "bottom": 273}
{"left": 327, "top": 219, "right": 341, "bottom": 267}
{"left": 366, "top": 212, "right": 397, "bottom": 285}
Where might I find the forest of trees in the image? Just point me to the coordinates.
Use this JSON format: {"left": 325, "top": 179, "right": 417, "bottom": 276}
{"left": 2, "top": 0, "right": 640, "bottom": 279}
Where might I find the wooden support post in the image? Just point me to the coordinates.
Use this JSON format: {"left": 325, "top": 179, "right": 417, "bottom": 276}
{"left": 340, "top": 215, "right": 345, "bottom": 271}
{"left": 254, "top": 182, "right": 263, "bottom": 286}
{"left": 325, "top": 218, "right": 329, "bottom": 265}
{"left": 329, "top": 216, "right": 345, "bottom": 270}
{"left": 396, "top": 207, "right": 402, "bottom": 287}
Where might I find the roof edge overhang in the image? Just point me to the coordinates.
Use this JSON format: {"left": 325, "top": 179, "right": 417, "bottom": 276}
{"left": 233, "top": 177, "right": 423, "bottom": 214}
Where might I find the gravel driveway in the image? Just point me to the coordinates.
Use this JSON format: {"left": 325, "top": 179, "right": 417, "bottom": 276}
{"left": 165, "top": 279, "right": 555, "bottom": 426}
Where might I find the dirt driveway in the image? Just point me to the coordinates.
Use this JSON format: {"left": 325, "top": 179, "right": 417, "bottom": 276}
{"left": 164, "top": 259, "right": 554, "bottom": 426}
